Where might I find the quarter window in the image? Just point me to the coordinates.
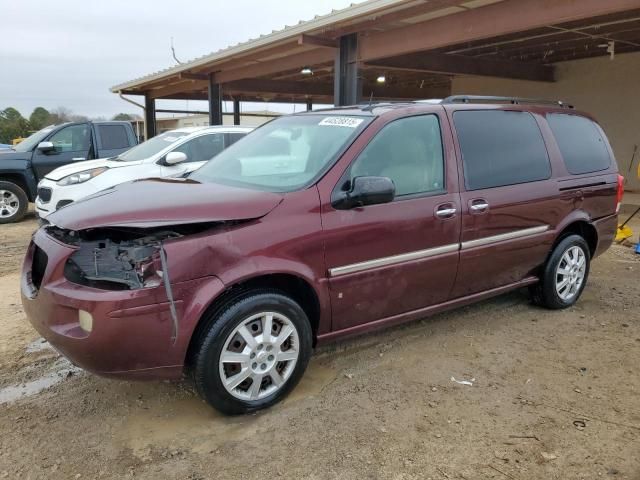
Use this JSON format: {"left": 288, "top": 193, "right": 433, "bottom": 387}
{"left": 454, "top": 110, "right": 551, "bottom": 190}
{"left": 350, "top": 115, "right": 444, "bottom": 197}
{"left": 547, "top": 113, "right": 611, "bottom": 175}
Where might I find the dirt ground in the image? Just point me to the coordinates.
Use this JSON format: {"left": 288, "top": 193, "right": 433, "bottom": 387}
{"left": 0, "top": 208, "right": 638, "bottom": 480}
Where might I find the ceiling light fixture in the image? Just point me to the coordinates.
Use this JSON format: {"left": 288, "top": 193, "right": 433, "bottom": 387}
{"left": 376, "top": 74, "right": 386, "bottom": 84}
{"left": 301, "top": 66, "right": 313, "bottom": 75}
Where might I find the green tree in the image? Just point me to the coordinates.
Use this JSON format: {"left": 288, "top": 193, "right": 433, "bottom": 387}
{"left": 29, "top": 107, "right": 52, "bottom": 130}
{"left": 112, "top": 113, "right": 133, "bottom": 121}
{"left": 0, "top": 107, "right": 30, "bottom": 144}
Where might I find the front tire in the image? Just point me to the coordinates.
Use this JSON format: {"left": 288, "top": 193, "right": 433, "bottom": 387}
{"left": 193, "top": 290, "right": 312, "bottom": 415}
{"left": 530, "top": 234, "right": 590, "bottom": 309}
{"left": 0, "top": 181, "right": 28, "bottom": 224}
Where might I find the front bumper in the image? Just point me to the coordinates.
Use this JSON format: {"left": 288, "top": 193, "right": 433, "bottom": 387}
{"left": 35, "top": 178, "right": 88, "bottom": 218}
{"left": 21, "top": 228, "right": 225, "bottom": 379}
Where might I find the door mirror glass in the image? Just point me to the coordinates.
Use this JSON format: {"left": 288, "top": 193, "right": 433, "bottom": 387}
{"left": 37, "top": 141, "right": 55, "bottom": 153}
{"left": 165, "top": 151, "right": 188, "bottom": 165}
{"left": 333, "top": 176, "right": 395, "bottom": 209}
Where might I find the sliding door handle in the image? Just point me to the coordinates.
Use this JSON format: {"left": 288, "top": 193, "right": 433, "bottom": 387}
{"left": 435, "top": 207, "right": 457, "bottom": 218}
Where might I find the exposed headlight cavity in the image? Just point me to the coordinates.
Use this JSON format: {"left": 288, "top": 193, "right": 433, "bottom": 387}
{"left": 61, "top": 231, "right": 180, "bottom": 290}
{"left": 57, "top": 167, "right": 108, "bottom": 186}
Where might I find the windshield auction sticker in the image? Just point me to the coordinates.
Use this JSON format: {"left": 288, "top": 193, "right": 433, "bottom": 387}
{"left": 319, "top": 117, "right": 364, "bottom": 128}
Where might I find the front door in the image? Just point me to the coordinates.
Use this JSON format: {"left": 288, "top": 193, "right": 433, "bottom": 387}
{"left": 33, "top": 123, "right": 93, "bottom": 178}
{"left": 321, "top": 112, "right": 461, "bottom": 331}
{"left": 448, "top": 108, "right": 559, "bottom": 297}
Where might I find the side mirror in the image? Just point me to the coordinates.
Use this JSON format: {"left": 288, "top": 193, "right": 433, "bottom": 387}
{"left": 37, "top": 141, "right": 55, "bottom": 153}
{"left": 165, "top": 151, "right": 188, "bottom": 165}
{"left": 333, "top": 176, "right": 395, "bottom": 209}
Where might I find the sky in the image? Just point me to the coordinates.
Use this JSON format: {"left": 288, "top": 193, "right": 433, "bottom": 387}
{"left": 0, "top": 0, "right": 365, "bottom": 120}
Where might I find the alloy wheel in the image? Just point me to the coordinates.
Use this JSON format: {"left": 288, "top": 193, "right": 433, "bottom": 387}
{"left": 555, "top": 245, "right": 586, "bottom": 301}
{"left": 218, "top": 311, "right": 300, "bottom": 401}
{"left": 0, "top": 190, "right": 19, "bottom": 219}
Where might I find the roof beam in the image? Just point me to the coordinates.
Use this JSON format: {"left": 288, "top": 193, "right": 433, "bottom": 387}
{"left": 224, "top": 79, "right": 333, "bottom": 96}
{"left": 366, "top": 52, "right": 555, "bottom": 82}
{"left": 214, "top": 48, "right": 334, "bottom": 83}
{"left": 359, "top": 0, "right": 640, "bottom": 61}
{"left": 179, "top": 72, "right": 209, "bottom": 80}
{"left": 147, "top": 80, "right": 208, "bottom": 99}
{"left": 298, "top": 34, "right": 338, "bottom": 49}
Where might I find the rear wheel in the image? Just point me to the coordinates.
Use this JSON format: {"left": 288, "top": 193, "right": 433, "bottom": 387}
{"left": 530, "top": 234, "right": 590, "bottom": 309}
{"left": 0, "top": 181, "right": 28, "bottom": 224}
{"left": 193, "top": 290, "right": 312, "bottom": 415}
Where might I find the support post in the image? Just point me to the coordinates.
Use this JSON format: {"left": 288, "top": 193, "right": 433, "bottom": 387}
{"left": 306, "top": 99, "right": 313, "bottom": 111}
{"left": 233, "top": 99, "right": 241, "bottom": 125}
{"left": 144, "top": 95, "right": 156, "bottom": 140}
{"left": 334, "top": 33, "right": 361, "bottom": 106}
{"left": 208, "top": 75, "right": 223, "bottom": 126}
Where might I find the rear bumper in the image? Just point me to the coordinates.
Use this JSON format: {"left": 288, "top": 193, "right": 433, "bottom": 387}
{"left": 21, "top": 228, "right": 226, "bottom": 379}
{"left": 593, "top": 213, "right": 618, "bottom": 258}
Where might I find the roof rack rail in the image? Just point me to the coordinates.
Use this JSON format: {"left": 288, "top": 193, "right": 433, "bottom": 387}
{"left": 441, "top": 95, "right": 573, "bottom": 109}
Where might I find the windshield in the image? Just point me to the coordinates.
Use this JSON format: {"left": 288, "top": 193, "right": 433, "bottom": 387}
{"left": 13, "top": 125, "right": 56, "bottom": 152}
{"left": 190, "top": 114, "right": 371, "bottom": 191}
{"left": 116, "top": 131, "right": 190, "bottom": 161}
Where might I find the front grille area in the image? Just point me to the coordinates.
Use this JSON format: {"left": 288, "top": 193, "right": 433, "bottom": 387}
{"left": 31, "top": 245, "right": 48, "bottom": 290}
{"left": 38, "top": 187, "right": 52, "bottom": 203}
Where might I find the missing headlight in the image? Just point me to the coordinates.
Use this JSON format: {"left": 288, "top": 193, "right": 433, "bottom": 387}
{"left": 64, "top": 232, "right": 180, "bottom": 290}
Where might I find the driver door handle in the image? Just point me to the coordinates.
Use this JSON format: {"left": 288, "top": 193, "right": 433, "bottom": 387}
{"left": 470, "top": 202, "right": 489, "bottom": 211}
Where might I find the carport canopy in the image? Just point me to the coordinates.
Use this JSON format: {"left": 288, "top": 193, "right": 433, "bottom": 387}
{"left": 110, "top": 0, "right": 640, "bottom": 139}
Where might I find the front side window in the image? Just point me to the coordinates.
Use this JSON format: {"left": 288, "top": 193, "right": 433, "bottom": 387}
{"left": 172, "top": 133, "right": 225, "bottom": 162}
{"left": 49, "top": 124, "right": 91, "bottom": 153}
{"left": 547, "top": 113, "right": 611, "bottom": 175}
{"left": 116, "top": 131, "right": 189, "bottom": 162}
{"left": 454, "top": 110, "right": 551, "bottom": 190}
{"left": 190, "top": 115, "right": 371, "bottom": 192}
{"left": 349, "top": 115, "right": 444, "bottom": 197}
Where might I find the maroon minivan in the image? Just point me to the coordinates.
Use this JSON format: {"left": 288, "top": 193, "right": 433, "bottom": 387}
{"left": 22, "top": 96, "right": 622, "bottom": 414}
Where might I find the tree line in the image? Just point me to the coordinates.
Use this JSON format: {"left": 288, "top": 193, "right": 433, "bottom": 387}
{"left": 0, "top": 107, "right": 139, "bottom": 144}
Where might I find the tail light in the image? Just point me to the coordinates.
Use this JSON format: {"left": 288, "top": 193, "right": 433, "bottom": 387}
{"left": 616, "top": 174, "right": 624, "bottom": 213}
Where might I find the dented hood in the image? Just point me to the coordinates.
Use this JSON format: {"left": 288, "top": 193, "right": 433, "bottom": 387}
{"left": 47, "top": 178, "right": 284, "bottom": 230}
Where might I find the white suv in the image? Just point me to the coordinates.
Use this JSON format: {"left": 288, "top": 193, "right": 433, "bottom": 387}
{"left": 35, "top": 125, "right": 252, "bottom": 218}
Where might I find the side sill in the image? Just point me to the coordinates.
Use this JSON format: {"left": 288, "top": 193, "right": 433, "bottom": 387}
{"left": 317, "top": 276, "right": 539, "bottom": 345}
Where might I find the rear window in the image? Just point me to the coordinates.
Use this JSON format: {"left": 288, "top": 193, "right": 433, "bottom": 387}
{"left": 547, "top": 113, "right": 611, "bottom": 175}
{"left": 98, "top": 125, "right": 130, "bottom": 150}
{"left": 454, "top": 110, "right": 551, "bottom": 190}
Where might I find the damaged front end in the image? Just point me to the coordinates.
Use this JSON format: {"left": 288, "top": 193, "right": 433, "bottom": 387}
{"left": 50, "top": 227, "right": 180, "bottom": 291}
{"left": 45, "top": 223, "right": 215, "bottom": 344}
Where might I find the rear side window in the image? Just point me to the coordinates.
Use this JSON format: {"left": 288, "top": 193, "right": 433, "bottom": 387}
{"left": 547, "top": 113, "right": 611, "bottom": 174}
{"left": 98, "top": 125, "right": 130, "bottom": 150}
{"left": 454, "top": 110, "right": 551, "bottom": 190}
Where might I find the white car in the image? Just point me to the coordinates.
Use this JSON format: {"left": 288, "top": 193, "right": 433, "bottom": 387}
{"left": 35, "top": 126, "right": 252, "bottom": 218}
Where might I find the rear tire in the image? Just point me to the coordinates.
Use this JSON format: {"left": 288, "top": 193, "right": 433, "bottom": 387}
{"left": 530, "top": 234, "right": 590, "bottom": 309}
{"left": 193, "top": 290, "right": 312, "bottom": 415}
{"left": 0, "top": 181, "right": 28, "bottom": 224}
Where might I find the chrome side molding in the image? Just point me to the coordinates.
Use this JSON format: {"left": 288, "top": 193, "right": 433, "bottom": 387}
{"left": 329, "top": 225, "right": 550, "bottom": 277}
{"left": 329, "top": 243, "right": 459, "bottom": 277}
{"left": 460, "top": 225, "right": 549, "bottom": 250}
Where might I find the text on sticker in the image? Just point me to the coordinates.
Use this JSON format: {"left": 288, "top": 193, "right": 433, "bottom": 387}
{"left": 319, "top": 117, "right": 364, "bottom": 128}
